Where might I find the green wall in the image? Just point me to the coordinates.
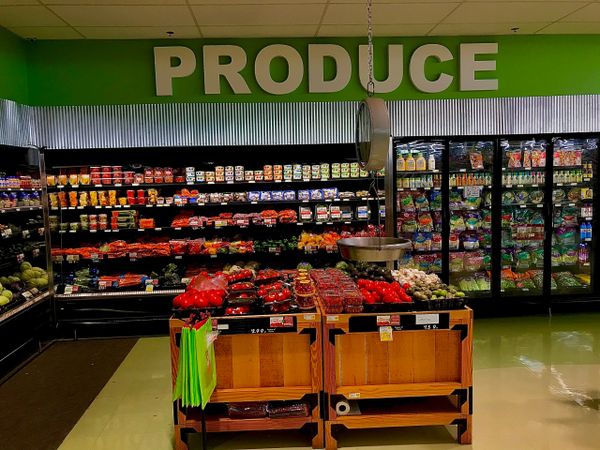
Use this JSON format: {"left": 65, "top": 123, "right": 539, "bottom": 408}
{"left": 3, "top": 29, "right": 600, "bottom": 106}
{"left": 0, "top": 27, "right": 28, "bottom": 104}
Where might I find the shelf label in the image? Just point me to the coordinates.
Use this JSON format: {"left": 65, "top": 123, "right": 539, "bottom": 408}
{"left": 348, "top": 392, "right": 361, "bottom": 399}
{"left": 98, "top": 280, "right": 108, "bottom": 290}
{"left": 129, "top": 252, "right": 137, "bottom": 261}
{"left": 91, "top": 253, "right": 100, "bottom": 262}
{"left": 64, "top": 285, "right": 73, "bottom": 295}
{"left": 415, "top": 313, "right": 440, "bottom": 326}
{"left": 379, "top": 326, "right": 393, "bottom": 342}
{"left": 303, "top": 314, "right": 316, "bottom": 321}
{"left": 145, "top": 283, "right": 154, "bottom": 293}
{"left": 326, "top": 315, "right": 339, "bottom": 322}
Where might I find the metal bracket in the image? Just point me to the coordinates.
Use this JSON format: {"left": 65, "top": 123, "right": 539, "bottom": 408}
{"left": 329, "top": 329, "right": 345, "bottom": 345}
{"left": 451, "top": 324, "right": 469, "bottom": 341}
{"left": 451, "top": 388, "right": 468, "bottom": 409}
{"left": 300, "top": 327, "right": 317, "bottom": 345}
{"left": 451, "top": 418, "right": 468, "bottom": 438}
{"left": 469, "top": 385, "right": 473, "bottom": 415}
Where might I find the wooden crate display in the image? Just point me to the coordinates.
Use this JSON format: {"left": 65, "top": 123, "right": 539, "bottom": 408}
{"left": 170, "top": 312, "right": 324, "bottom": 450}
{"left": 322, "top": 307, "right": 473, "bottom": 449}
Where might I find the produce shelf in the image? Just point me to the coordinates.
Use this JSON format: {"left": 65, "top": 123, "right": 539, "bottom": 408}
{"left": 50, "top": 197, "right": 384, "bottom": 211}
{"left": 0, "top": 206, "right": 43, "bottom": 214}
{"left": 55, "top": 288, "right": 185, "bottom": 300}
{"left": 48, "top": 177, "right": 376, "bottom": 191}
{"left": 0, "top": 290, "right": 50, "bottom": 324}
{"left": 170, "top": 314, "right": 324, "bottom": 449}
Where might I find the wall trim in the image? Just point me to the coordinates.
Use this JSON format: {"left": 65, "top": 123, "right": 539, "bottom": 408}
{"left": 2, "top": 95, "right": 600, "bottom": 149}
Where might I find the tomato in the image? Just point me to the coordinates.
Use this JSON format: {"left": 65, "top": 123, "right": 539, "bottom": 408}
{"left": 402, "top": 283, "right": 410, "bottom": 290}
{"left": 179, "top": 295, "right": 193, "bottom": 309}
{"left": 265, "top": 292, "right": 278, "bottom": 303}
{"left": 391, "top": 282, "right": 402, "bottom": 294}
{"left": 383, "top": 292, "right": 397, "bottom": 304}
{"left": 207, "top": 293, "right": 223, "bottom": 307}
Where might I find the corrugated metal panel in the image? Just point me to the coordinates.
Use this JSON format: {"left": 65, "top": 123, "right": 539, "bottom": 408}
{"left": 31, "top": 102, "right": 359, "bottom": 149}
{"left": 389, "top": 95, "right": 600, "bottom": 137}
{"left": 22, "top": 94, "right": 600, "bottom": 149}
{"left": 0, "top": 99, "right": 30, "bottom": 147}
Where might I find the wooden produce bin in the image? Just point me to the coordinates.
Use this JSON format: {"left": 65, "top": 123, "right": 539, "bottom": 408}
{"left": 322, "top": 307, "right": 473, "bottom": 449}
{"left": 170, "top": 311, "right": 324, "bottom": 449}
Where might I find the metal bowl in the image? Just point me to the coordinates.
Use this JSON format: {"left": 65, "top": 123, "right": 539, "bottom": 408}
{"left": 337, "top": 237, "right": 412, "bottom": 262}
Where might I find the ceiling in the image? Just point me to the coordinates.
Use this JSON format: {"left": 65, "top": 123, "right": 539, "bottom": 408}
{"left": 2, "top": 0, "right": 600, "bottom": 40}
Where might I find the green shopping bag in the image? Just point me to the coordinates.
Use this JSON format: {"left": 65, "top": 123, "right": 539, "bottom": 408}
{"left": 174, "top": 320, "right": 217, "bottom": 409}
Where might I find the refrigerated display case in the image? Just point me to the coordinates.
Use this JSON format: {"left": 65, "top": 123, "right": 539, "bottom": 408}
{"left": 448, "top": 140, "right": 494, "bottom": 297}
{"left": 394, "top": 140, "right": 444, "bottom": 275}
{"left": 499, "top": 139, "right": 547, "bottom": 296}
{"left": 550, "top": 138, "right": 595, "bottom": 295}
{"left": 393, "top": 134, "right": 599, "bottom": 307}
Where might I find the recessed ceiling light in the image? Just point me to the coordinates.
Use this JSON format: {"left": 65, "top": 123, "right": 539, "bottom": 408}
{"left": 167, "top": 31, "right": 174, "bottom": 37}
{"left": 511, "top": 27, "right": 520, "bottom": 33}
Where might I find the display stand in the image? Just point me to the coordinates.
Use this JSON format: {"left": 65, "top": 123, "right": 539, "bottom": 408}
{"left": 321, "top": 306, "right": 473, "bottom": 449}
{"left": 169, "top": 312, "right": 324, "bottom": 450}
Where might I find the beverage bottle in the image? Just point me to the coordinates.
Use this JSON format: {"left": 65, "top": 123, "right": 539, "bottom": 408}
{"left": 450, "top": 174, "right": 456, "bottom": 187}
{"left": 416, "top": 153, "right": 427, "bottom": 171}
{"left": 577, "top": 170, "right": 583, "bottom": 183}
{"left": 397, "top": 154, "right": 406, "bottom": 172}
{"left": 580, "top": 224, "right": 586, "bottom": 240}
{"left": 406, "top": 153, "right": 416, "bottom": 171}
{"left": 428, "top": 154, "right": 436, "bottom": 171}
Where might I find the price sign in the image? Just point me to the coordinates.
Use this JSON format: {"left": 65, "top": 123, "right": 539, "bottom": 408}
{"left": 32, "top": 248, "right": 40, "bottom": 258}
{"left": 463, "top": 186, "right": 482, "bottom": 198}
{"left": 1, "top": 229, "right": 12, "bottom": 238}
{"left": 22, "top": 230, "right": 30, "bottom": 239}
{"left": 91, "top": 253, "right": 100, "bottom": 262}
{"left": 53, "top": 255, "right": 64, "bottom": 263}
{"left": 98, "top": 280, "right": 108, "bottom": 290}
{"left": 129, "top": 252, "right": 138, "bottom": 261}
{"left": 22, "top": 290, "right": 33, "bottom": 299}
{"left": 269, "top": 316, "right": 294, "bottom": 328}
{"left": 264, "top": 218, "right": 277, "bottom": 226}
{"left": 64, "top": 285, "right": 73, "bottom": 295}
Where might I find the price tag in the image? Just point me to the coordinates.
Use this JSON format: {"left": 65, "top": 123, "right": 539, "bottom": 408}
{"left": 269, "top": 316, "right": 294, "bottom": 328}
{"left": 264, "top": 218, "right": 277, "bottom": 227}
{"left": 22, "top": 230, "right": 29, "bottom": 239}
{"left": 32, "top": 248, "right": 40, "bottom": 258}
{"left": 64, "top": 285, "right": 73, "bottom": 295}
{"left": 91, "top": 253, "right": 100, "bottom": 262}
{"left": 53, "top": 255, "right": 64, "bottom": 262}
{"left": 129, "top": 252, "right": 138, "bottom": 261}
{"left": 181, "top": 277, "right": 191, "bottom": 285}
{"left": 1, "top": 229, "right": 12, "bottom": 238}
{"left": 98, "top": 280, "right": 108, "bottom": 290}
{"left": 268, "top": 246, "right": 281, "bottom": 254}
{"left": 16, "top": 253, "right": 26, "bottom": 263}
{"left": 348, "top": 392, "right": 361, "bottom": 399}
{"left": 22, "top": 290, "right": 33, "bottom": 299}
{"left": 415, "top": 313, "right": 440, "bottom": 326}
{"left": 155, "top": 227, "right": 162, "bottom": 231}
{"left": 303, "top": 314, "right": 316, "bottom": 321}
{"left": 145, "top": 284, "right": 154, "bottom": 293}
{"left": 38, "top": 227, "right": 45, "bottom": 236}
{"left": 66, "top": 254, "right": 79, "bottom": 263}
{"left": 326, "top": 315, "right": 339, "bottom": 322}
{"left": 463, "top": 185, "right": 482, "bottom": 198}
{"left": 379, "top": 326, "right": 393, "bottom": 342}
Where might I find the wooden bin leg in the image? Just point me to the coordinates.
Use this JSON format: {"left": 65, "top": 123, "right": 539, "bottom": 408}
{"left": 312, "top": 420, "right": 325, "bottom": 449}
{"left": 458, "top": 416, "right": 472, "bottom": 445}
{"left": 325, "top": 422, "right": 339, "bottom": 450}
{"left": 174, "top": 425, "right": 188, "bottom": 450}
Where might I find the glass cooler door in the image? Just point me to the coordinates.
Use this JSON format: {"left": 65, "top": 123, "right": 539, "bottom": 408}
{"left": 395, "top": 140, "right": 444, "bottom": 275}
{"left": 500, "top": 139, "right": 547, "bottom": 296}
{"left": 447, "top": 140, "right": 494, "bottom": 297}
{"left": 550, "top": 137, "right": 596, "bottom": 295}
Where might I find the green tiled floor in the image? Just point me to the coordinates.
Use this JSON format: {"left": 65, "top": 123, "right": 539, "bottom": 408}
{"left": 59, "top": 313, "right": 600, "bottom": 449}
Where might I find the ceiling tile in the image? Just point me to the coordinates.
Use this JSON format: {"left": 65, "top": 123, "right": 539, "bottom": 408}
{"left": 191, "top": 4, "right": 324, "bottom": 26}
{"left": 559, "top": 3, "right": 600, "bottom": 22}
{"left": 190, "top": 0, "right": 326, "bottom": 4}
{"left": 48, "top": 5, "right": 195, "bottom": 27}
{"left": 8, "top": 26, "right": 82, "bottom": 39}
{"left": 444, "top": 2, "right": 588, "bottom": 24}
{"left": 430, "top": 22, "right": 548, "bottom": 36}
{"left": 0, "top": 0, "right": 38, "bottom": 5}
{"left": 42, "top": 0, "right": 186, "bottom": 3}
{"left": 201, "top": 25, "right": 318, "bottom": 38}
{"left": 538, "top": 21, "right": 600, "bottom": 34}
{"left": 322, "top": 3, "right": 459, "bottom": 25}
{"left": 318, "top": 23, "right": 435, "bottom": 37}
{"left": 0, "top": 6, "right": 66, "bottom": 27}
{"left": 76, "top": 26, "right": 200, "bottom": 39}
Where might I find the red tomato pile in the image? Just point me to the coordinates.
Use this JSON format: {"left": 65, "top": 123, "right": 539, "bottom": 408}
{"left": 357, "top": 279, "right": 412, "bottom": 304}
{"left": 173, "top": 288, "right": 226, "bottom": 309}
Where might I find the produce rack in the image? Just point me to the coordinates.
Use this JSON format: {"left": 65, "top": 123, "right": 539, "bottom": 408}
{"left": 43, "top": 144, "right": 385, "bottom": 333}
{"left": 321, "top": 305, "right": 473, "bottom": 449}
{"left": 0, "top": 145, "right": 51, "bottom": 375}
{"left": 169, "top": 311, "right": 324, "bottom": 450}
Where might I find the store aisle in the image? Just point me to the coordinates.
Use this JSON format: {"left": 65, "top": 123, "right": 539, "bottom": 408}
{"left": 57, "top": 313, "right": 600, "bottom": 450}
{"left": 0, "top": 338, "right": 137, "bottom": 450}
